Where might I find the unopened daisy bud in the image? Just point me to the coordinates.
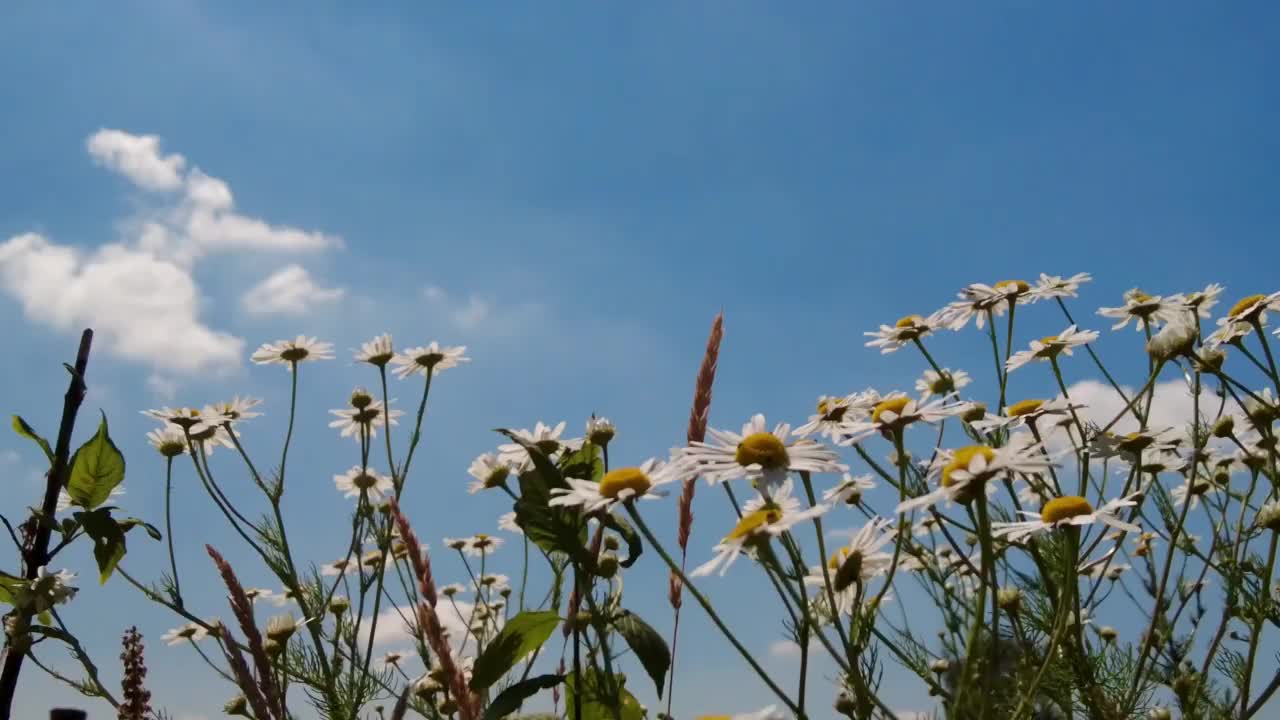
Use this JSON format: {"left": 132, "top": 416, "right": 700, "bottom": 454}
{"left": 349, "top": 388, "right": 374, "bottom": 410}
{"left": 997, "top": 587, "right": 1022, "bottom": 613}
{"left": 834, "top": 692, "right": 857, "bottom": 715}
{"left": 224, "top": 694, "right": 250, "bottom": 717}
{"left": 604, "top": 535, "right": 621, "bottom": 551}
{"left": 266, "top": 615, "right": 300, "bottom": 643}
{"left": 596, "top": 552, "right": 619, "bottom": 579}
{"left": 586, "top": 416, "right": 616, "bottom": 446}
{"left": 445, "top": 538, "right": 468, "bottom": 551}
{"left": 1194, "top": 347, "right": 1227, "bottom": 372}
{"left": 964, "top": 534, "right": 978, "bottom": 548}
{"left": 499, "top": 586, "right": 512, "bottom": 598}
{"left": 1097, "top": 626, "right": 1118, "bottom": 643}
{"left": 263, "top": 637, "right": 283, "bottom": 659}
{"left": 1211, "top": 416, "right": 1235, "bottom": 438}
{"left": 1147, "top": 319, "right": 1197, "bottom": 362}
{"left": 1257, "top": 501, "right": 1280, "bottom": 533}
{"left": 929, "top": 659, "right": 950, "bottom": 674}
{"left": 329, "top": 596, "right": 350, "bottom": 616}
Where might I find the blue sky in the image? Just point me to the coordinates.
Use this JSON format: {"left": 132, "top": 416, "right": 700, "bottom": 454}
{"left": 2, "top": 2, "right": 1280, "bottom": 718}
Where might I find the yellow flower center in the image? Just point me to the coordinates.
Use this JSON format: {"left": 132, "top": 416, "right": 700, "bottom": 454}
{"left": 941, "top": 446, "right": 996, "bottom": 487}
{"left": 828, "top": 546, "right": 852, "bottom": 570}
{"left": 997, "top": 279, "right": 1030, "bottom": 294}
{"left": 1119, "top": 432, "right": 1154, "bottom": 452}
{"left": 895, "top": 314, "right": 925, "bottom": 328}
{"left": 1040, "top": 496, "right": 1094, "bottom": 524}
{"left": 735, "top": 432, "right": 789, "bottom": 470}
{"left": 724, "top": 506, "right": 783, "bottom": 542}
{"left": 1229, "top": 294, "right": 1267, "bottom": 319}
{"left": 1007, "top": 399, "right": 1045, "bottom": 418}
{"left": 1130, "top": 290, "right": 1154, "bottom": 303}
{"left": 816, "top": 398, "right": 849, "bottom": 421}
{"left": 598, "top": 467, "right": 653, "bottom": 499}
{"left": 871, "top": 396, "right": 912, "bottom": 424}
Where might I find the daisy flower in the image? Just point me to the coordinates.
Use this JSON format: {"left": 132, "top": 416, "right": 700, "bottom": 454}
{"left": 440, "top": 582, "right": 467, "bottom": 598}
{"left": 1027, "top": 272, "right": 1092, "bottom": 302}
{"left": 970, "top": 398, "right": 1080, "bottom": 434}
{"left": 390, "top": 342, "right": 469, "bottom": 379}
{"left": 695, "top": 706, "right": 787, "bottom": 720}
{"left": 250, "top": 336, "right": 334, "bottom": 367}
{"left": 549, "top": 458, "right": 678, "bottom": 512}
{"left": 678, "top": 414, "right": 845, "bottom": 491}
{"left": 1005, "top": 325, "right": 1098, "bottom": 373}
{"left": 1255, "top": 501, "right": 1280, "bottom": 533}
{"left": 691, "top": 479, "right": 829, "bottom": 577}
{"left": 380, "top": 649, "right": 412, "bottom": 669}
{"left": 809, "top": 517, "right": 897, "bottom": 595}
{"left": 269, "top": 589, "right": 300, "bottom": 607}
{"left": 27, "top": 567, "right": 77, "bottom": 611}
{"left": 460, "top": 534, "right": 504, "bottom": 557}
{"left": 147, "top": 426, "right": 189, "bottom": 458}
{"left": 479, "top": 573, "right": 510, "bottom": 593}
{"left": 203, "top": 396, "right": 263, "bottom": 425}
{"left": 141, "top": 406, "right": 208, "bottom": 433}
{"left": 320, "top": 557, "right": 357, "bottom": 577}
{"left": 468, "top": 453, "right": 513, "bottom": 494}
{"left": 243, "top": 588, "right": 275, "bottom": 604}
{"left": 497, "top": 511, "right": 523, "bottom": 535}
{"left": 837, "top": 394, "right": 960, "bottom": 445}
{"left": 1097, "top": 289, "right": 1185, "bottom": 331}
{"left": 1090, "top": 428, "right": 1180, "bottom": 465}
{"left": 333, "top": 466, "right": 393, "bottom": 500}
{"left": 936, "top": 280, "right": 1034, "bottom": 331}
{"left": 160, "top": 623, "right": 208, "bottom": 646}
{"left": 355, "top": 333, "right": 395, "bottom": 367}
{"left": 329, "top": 390, "right": 404, "bottom": 441}
{"left": 915, "top": 368, "right": 971, "bottom": 399}
{"left": 822, "top": 473, "right": 877, "bottom": 506}
{"left": 990, "top": 494, "right": 1140, "bottom": 543}
{"left": 896, "top": 443, "right": 1056, "bottom": 514}
{"left": 1171, "top": 476, "right": 1218, "bottom": 510}
{"left": 864, "top": 314, "right": 939, "bottom": 353}
{"left": 1181, "top": 283, "right": 1224, "bottom": 318}
{"left": 497, "top": 421, "right": 579, "bottom": 466}
{"left": 792, "top": 391, "right": 880, "bottom": 440}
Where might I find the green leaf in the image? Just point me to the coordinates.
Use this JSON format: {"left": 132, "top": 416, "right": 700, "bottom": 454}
{"left": 559, "top": 441, "right": 603, "bottom": 482}
{"left": 66, "top": 412, "right": 126, "bottom": 510}
{"left": 0, "top": 573, "right": 26, "bottom": 607}
{"left": 12, "top": 415, "right": 54, "bottom": 464}
{"left": 600, "top": 512, "right": 643, "bottom": 568}
{"left": 75, "top": 508, "right": 127, "bottom": 584}
{"left": 482, "top": 674, "right": 564, "bottom": 720}
{"left": 469, "top": 610, "right": 562, "bottom": 690}
{"left": 496, "top": 429, "right": 567, "bottom": 491}
{"left": 612, "top": 610, "right": 671, "bottom": 699}
{"left": 118, "top": 517, "right": 163, "bottom": 541}
{"left": 565, "top": 670, "right": 642, "bottom": 720}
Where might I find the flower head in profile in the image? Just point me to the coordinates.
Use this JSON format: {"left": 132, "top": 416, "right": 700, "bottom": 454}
{"left": 160, "top": 623, "right": 208, "bottom": 646}
{"left": 1027, "top": 272, "right": 1092, "bottom": 302}
{"left": 497, "top": 421, "right": 581, "bottom": 466}
{"left": 1208, "top": 292, "right": 1280, "bottom": 346}
{"left": 147, "top": 426, "right": 189, "bottom": 458}
{"left": 497, "top": 511, "right": 523, "bottom": 535}
{"left": 333, "top": 466, "right": 393, "bottom": 500}
{"left": 678, "top": 414, "right": 845, "bottom": 491}
{"left": 1089, "top": 428, "right": 1180, "bottom": 465}
{"left": 250, "top": 336, "right": 335, "bottom": 368}
{"left": 460, "top": 534, "right": 504, "bottom": 557}
{"left": 550, "top": 458, "right": 678, "bottom": 513}
{"left": 822, "top": 473, "right": 877, "bottom": 506}
{"left": 991, "top": 494, "right": 1140, "bottom": 543}
{"left": 329, "top": 388, "right": 404, "bottom": 442}
{"left": 585, "top": 416, "right": 616, "bottom": 445}
{"left": 864, "top": 314, "right": 939, "bottom": 353}
{"left": 203, "top": 396, "right": 263, "bottom": 425}
{"left": 1097, "top": 289, "right": 1184, "bottom": 331}
{"left": 1005, "top": 325, "right": 1098, "bottom": 373}
{"left": 321, "top": 558, "right": 356, "bottom": 577}
{"left": 691, "top": 480, "right": 828, "bottom": 577}
{"left": 792, "top": 391, "right": 880, "bottom": 440}
{"left": 467, "top": 453, "right": 514, "bottom": 494}
{"left": 808, "top": 517, "right": 897, "bottom": 596}
{"left": 838, "top": 394, "right": 960, "bottom": 445}
{"left": 896, "top": 443, "right": 1056, "bottom": 514}
{"left": 1181, "top": 283, "right": 1224, "bottom": 318}
{"left": 1171, "top": 476, "right": 1219, "bottom": 510}
{"left": 391, "top": 342, "right": 469, "bottom": 379}
{"left": 915, "top": 369, "right": 971, "bottom": 399}
{"left": 380, "top": 649, "right": 413, "bottom": 669}
{"left": 936, "top": 280, "right": 1034, "bottom": 331}
{"left": 970, "top": 398, "right": 1081, "bottom": 434}
{"left": 141, "top": 406, "right": 208, "bottom": 433}
{"left": 355, "top": 333, "right": 395, "bottom": 367}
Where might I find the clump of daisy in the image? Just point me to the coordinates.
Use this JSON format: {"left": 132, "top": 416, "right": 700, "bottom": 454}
{"left": 355, "top": 333, "right": 395, "bottom": 367}
{"left": 691, "top": 480, "right": 828, "bottom": 577}
{"left": 390, "top": 342, "right": 469, "bottom": 379}
{"left": 1097, "top": 289, "right": 1185, "bottom": 331}
{"left": 250, "top": 336, "right": 335, "bottom": 368}
{"left": 334, "top": 466, "right": 393, "bottom": 500}
{"left": 678, "top": 413, "right": 845, "bottom": 491}
{"left": 991, "top": 494, "right": 1140, "bottom": 543}
{"left": 550, "top": 458, "right": 677, "bottom": 513}
{"left": 1005, "top": 325, "right": 1098, "bottom": 373}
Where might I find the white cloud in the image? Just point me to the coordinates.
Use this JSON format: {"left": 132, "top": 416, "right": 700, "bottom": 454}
{"left": 768, "top": 639, "right": 806, "bottom": 659}
{"left": 0, "top": 233, "right": 243, "bottom": 374}
{"left": 242, "top": 264, "right": 345, "bottom": 315}
{"left": 146, "top": 373, "right": 179, "bottom": 402}
{"left": 1063, "top": 379, "right": 1210, "bottom": 436}
{"left": 0, "top": 130, "right": 345, "bottom": 375}
{"left": 0, "top": 450, "right": 20, "bottom": 465}
{"left": 422, "top": 284, "right": 544, "bottom": 336}
{"left": 87, "top": 129, "right": 186, "bottom": 191}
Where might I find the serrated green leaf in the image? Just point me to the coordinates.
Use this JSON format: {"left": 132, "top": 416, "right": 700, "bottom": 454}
{"left": 11, "top": 415, "right": 54, "bottom": 464}
{"left": 469, "top": 610, "right": 562, "bottom": 690}
{"left": 75, "top": 508, "right": 127, "bottom": 584}
{"left": 483, "top": 674, "right": 563, "bottom": 720}
{"left": 66, "top": 412, "right": 125, "bottom": 510}
{"left": 612, "top": 610, "right": 671, "bottom": 699}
